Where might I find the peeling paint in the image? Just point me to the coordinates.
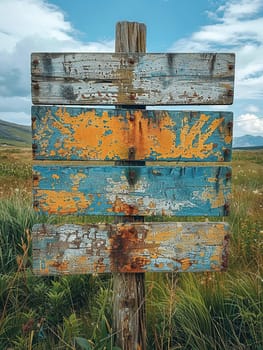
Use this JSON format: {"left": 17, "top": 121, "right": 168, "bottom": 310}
{"left": 32, "top": 107, "right": 233, "bottom": 161}
{"left": 35, "top": 190, "right": 92, "bottom": 215}
{"left": 32, "top": 222, "right": 230, "bottom": 274}
{"left": 31, "top": 53, "right": 235, "bottom": 105}
{"left": 31, "top": 52, "right": 233, "bottom": 276}
{"left": 33, "top": 166, "right": 231, "bottom": 216}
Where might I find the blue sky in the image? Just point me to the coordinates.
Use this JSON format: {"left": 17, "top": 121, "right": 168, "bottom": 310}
{"left": 0, "top": 0, "right": 263, "bottom": 137}
{"left": 50, "top": 0, "right": 211, "bottom": 52}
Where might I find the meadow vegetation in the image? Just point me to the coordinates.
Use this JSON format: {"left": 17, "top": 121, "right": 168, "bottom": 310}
{"left": 0, "top": 146, "right": 262, "bottom": 349}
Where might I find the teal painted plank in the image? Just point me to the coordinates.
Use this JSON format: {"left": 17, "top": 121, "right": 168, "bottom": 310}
{"left": 32, "top": 222, "right": 230, "bottom": 274}
{"left": 33, "top": 166, "right": 231, "bottom": 216}
{"left": 31, "top": 53, "right": 235, "bottom": 105}
{"left": 32, "top": 107, "right": 233, "bottom": 162}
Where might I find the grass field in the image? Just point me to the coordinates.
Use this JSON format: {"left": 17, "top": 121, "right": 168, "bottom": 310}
{"left": 0, "top": 146, "right": 262, "bottom": 349}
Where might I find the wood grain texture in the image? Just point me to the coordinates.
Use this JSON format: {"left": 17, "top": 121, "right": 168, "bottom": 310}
{"left": 115, "top": 21, "right": 146, "bottom": 53}
{"left": 31, "top": 53, "right": 235, "bottom": 105}
{"left": 33, "top": 165, "right": 231, "bottom": 216}
{"left": 32, "top": 222, "right": 230, "bottom": 274}
{"left": 32, "top": 107, "right": 233, "bottom": 162}
{"left": 114, "top": 21, "right": 147, "bottom": 350}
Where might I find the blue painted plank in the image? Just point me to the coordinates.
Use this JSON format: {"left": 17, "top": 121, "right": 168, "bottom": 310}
{"left": 32, "top": 222, "right": 230, "bottom": 274}
{"left": 32, "top": 107, "right": 233, "bottom": 162}
{"left": 33, "top": 166, "right": 231, "bottom": 216}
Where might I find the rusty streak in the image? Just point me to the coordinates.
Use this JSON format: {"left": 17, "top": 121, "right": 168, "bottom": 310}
{"left": 32, "top": 222, "right": 230, "bottom": 274}
{"left": 32, "top": 107, "right": 233, "bottom": 162}
{"left": 32, "top": 165, "right": 231, "bottom": 217}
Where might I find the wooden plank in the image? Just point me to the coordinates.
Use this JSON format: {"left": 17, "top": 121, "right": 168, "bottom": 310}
{"left": 33, "top": 166, "right": 231, "bottom": 216}
{"left": 32, "top": 107, "right": 233, "bottom": 162}
{"left": 31, "top": 53, "right": 235, "bottom": 105}
{"left": 32, "top": 222, "right": 230, "bottom": 274}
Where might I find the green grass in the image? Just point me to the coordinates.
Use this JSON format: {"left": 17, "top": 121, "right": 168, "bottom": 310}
{"left": 0, "top": 147, "right": 262, "bottom": 349}
{"left": 0, "top": 147, "right": 32, "bottom": 198}
{"left": 0, "top": 139, "right": 30, "bottom": 147}
{"left": 147, "top": 271, "right": 262, "bottom": 349}
{"left": 0, "top": 159, "right": 31, "bottom": 179}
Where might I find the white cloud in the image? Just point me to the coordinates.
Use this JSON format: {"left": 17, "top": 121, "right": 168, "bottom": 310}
{"left": 0, "top": 111, "right": 31, "bottom": 125}
{"left": 245, "top": 105, "right": 260, "bottom": 113}
{"left": 0, "top": 0, "right": 114, "bottom": 125}
{"left": 234, "top": 113, "right": 263, "bottom": 136}
{"left": 0, "top": 96, "right": 30, "bottom": 112}
{"left": 0, "top": 0, "right": 73, "bottom": 52}
{"left": 217, "top": 0, "right": 262, "bottom": 20}
{"left": 169, "top": 0, "right": 263, "bottom": 102}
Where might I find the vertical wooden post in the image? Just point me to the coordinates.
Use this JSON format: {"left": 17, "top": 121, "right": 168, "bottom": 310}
{"left": 113, "top": 21, "right": 147, "bottom": 350}
{"left": 115, "top": 21, "right": 146, "bottom": 53}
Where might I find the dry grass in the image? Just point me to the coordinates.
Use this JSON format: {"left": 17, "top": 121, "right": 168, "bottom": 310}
{"left": 0, "top": 146, "right": 32, "bottom": 198}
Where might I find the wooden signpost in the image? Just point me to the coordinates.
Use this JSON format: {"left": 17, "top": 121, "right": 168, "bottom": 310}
{"left": 31, "top": 21, "right": 235, "bottom": 350}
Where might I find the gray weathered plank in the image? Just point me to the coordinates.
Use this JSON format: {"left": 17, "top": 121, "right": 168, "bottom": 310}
{"left": 33, "top": 165, "right": 231, "bottom": 216}
{"left": 32, "top": 107, "right": 232, "bottom": 162}
{"left": 32, "top": 222, "right": 230, "bottom": 274}
{"left": 31, "top": 53, "right": 235, "bottom": 105}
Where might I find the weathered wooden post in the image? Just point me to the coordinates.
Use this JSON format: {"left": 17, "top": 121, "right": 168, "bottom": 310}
{"left": 31, "top": 21, "right": 235, "bottom": 349}
{"left": 113, "top": 21, "right": 147, "bottom": 350}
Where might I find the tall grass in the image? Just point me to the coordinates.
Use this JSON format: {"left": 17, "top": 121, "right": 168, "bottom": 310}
{"left": 0, "top": 148, "right": 262, "bottom": 349}
{"left": 0, "top": 194, "right": 36, "bottom": 273}
{"left": 0, "top": 196, "right": 262, "bottom": 349}
{"left": 147, "top": 271, "right": 262, "bottom": 349}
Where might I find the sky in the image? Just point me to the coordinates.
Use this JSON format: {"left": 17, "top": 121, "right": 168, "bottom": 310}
{"left": 0, "top": 0, "right": 263, "bottom": 137}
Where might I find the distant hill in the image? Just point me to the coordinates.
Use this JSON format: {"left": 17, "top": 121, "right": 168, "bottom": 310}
{"left": 0, "top": 119, "right": 31, "bottom": 147}
{"left": 233, "top": 135, "right": 263, "bottom": 149}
